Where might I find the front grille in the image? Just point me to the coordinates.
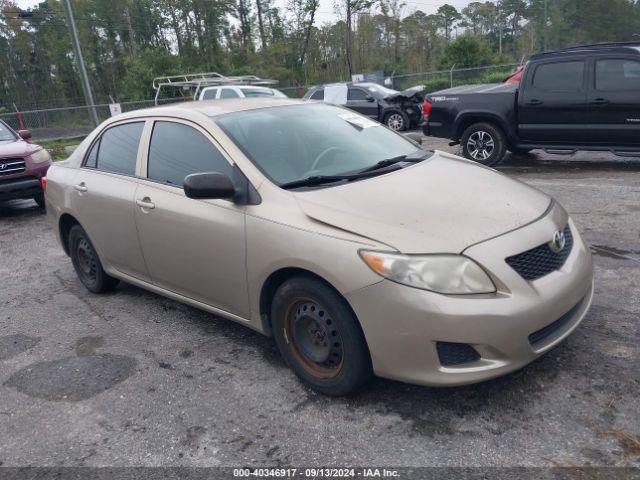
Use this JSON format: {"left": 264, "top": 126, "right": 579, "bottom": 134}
{"left": 528, "top": 296, "right": 585, "bottom": 348}
{"left": 0, "top": 157, "right": 26, "bottom": 176}
{"left": 505, "top": 224, "right": 573, "bottom": 281}
{"left": 436, "top": 342, "right": 480, "bottom": 366}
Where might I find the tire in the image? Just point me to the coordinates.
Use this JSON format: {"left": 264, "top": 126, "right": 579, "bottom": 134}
{"left": 33, "top": 194, "right": 45, "bottom": 209}
{"left": 384, "top": 111, "right": 409, "bottom": 132}
{"left": 68, "top": 224, "right": 119, "bottom": 293}
{"left": 461, "top": 122, "right": 507, "bottom": 166}
{"left": 271, "top": 276, "right": 373, "bottom": 396}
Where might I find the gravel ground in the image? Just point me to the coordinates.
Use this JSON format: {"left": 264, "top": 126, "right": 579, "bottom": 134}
{"left": 0, "top": 141, "right": 639, "bottom": 468}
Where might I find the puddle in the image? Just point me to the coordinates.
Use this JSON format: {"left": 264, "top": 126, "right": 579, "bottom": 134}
{"left": 4, "top": 354, "right": 136, "bottom": 401}
{"left": 0, "top": 334, "right": 41, "bottom": 361}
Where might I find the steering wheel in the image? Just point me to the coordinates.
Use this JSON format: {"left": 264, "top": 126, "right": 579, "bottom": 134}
{"left": 308, "top": 146, "right": 344, "bottom": 175}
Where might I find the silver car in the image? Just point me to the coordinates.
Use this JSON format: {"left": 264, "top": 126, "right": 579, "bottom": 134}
{"left": 45, "top": 99, "right": 594, "bottom": 395}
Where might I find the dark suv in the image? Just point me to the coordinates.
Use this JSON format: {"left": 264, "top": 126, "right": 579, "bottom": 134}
{"left": 0, "top": 120, "right": 51, "bottom": 207}
{"left": 423, "top": 42, "right": 640, "bottom": 165}
{"left": 304, "top": 82, "right": 424, "bottom": 131}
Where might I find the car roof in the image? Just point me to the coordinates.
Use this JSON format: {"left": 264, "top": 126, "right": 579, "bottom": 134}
{"left": 108, "top": 98, "right": 304, "bottom": 122}
{"left": 530, "top": 42, "right": 640, "bottom": 60}
{"left": 202, "top": 85, "right": 277, "bottom": 90}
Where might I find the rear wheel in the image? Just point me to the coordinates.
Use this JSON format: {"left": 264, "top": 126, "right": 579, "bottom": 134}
{"left": 68, "top": 224, "right": 119, "bottom": 293}
{"left": 384, "top": 111, "right": 409, "bottom": 131}
{"left": 461, "top": 122, "right": 506, "bottom": 166}
{"left": 271, "top": 276, "right": 372, "bottom": 396}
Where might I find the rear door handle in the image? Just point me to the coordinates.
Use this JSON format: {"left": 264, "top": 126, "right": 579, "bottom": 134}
{"left": 526, "top": 99, "right": 543, "bottom": 106}
{"left": 74, "top": 183, "right": 87, "bottom": 192}
{"left": 136, "top": 197, "right": 155, "bottom": 210}
{"left": 590, "top": 98, "right": 610, "bottom": 105}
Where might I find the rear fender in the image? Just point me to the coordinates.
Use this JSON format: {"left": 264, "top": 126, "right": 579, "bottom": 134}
{"left": 453, "top": 111, "right": 517, "bottom": 144}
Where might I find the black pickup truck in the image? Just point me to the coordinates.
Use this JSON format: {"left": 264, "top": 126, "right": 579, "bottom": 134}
{"left": 423, "top": 42, "right": 640, "bottom": 165}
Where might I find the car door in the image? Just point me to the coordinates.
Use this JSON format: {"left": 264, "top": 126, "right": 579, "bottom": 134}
{"left": 518, "top": 59, "right": 588, "bottom": 144}
{"left": 72, "top": 120, "right": 151, "bottom": 282}
{"left": 347, "top": 88, "right": 378, "bottom": 118}
{"left": 584, "top": 56, "right": 640, "bottom": 146}
{"left": 133, "top": 119, "right": 250, "bottom": 318}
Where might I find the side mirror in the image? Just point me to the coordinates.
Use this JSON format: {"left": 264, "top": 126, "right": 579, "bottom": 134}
{"left": 405, "top": 132, "right": 423, "bottom": 145}
{"left": 366, "top": 96, "right": 375, "bottom": 102}
{"left": 18, "top": 130, "right": 32, "bottom": 141}
{"left": 183, "top": 172, "right": 236, "bottom": 200}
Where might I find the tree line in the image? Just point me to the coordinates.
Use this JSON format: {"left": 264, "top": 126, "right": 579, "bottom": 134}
{"left": 1, "top": 0, "right": 639, "bottom": 110}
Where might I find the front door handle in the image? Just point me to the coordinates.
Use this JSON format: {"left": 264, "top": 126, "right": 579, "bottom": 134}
{"left": 74, "top": 182, "right": 87, "bottom": 192}
{"left": 590, "top": 98, "right": 610, "bottom": 105}
{"left": 136, "top": 197, "right": 155, "bottom": 210}
{"left": 526, "top": 99, "right": 543, "bottom": 106}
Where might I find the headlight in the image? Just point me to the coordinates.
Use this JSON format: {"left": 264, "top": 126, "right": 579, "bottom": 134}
{"left": 359, "top": 251, "right": 496, "bottom": 294}
{"left": 30, "top": 148, "right": 51, "bottom": 163}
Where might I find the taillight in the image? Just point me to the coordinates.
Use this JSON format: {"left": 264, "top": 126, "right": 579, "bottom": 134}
{"left": 41, "top": 177, "right": 47, "bottom": 192}
{"left": 423, "top": 101, "right": 432, "bottom": 120}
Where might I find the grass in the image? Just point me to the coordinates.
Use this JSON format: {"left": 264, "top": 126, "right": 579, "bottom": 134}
{"left": 39, "top": 138, "right": 82, "bottom": 161}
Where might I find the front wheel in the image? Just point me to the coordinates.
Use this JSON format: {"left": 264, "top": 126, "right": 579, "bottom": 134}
{"left": 384, "top": 111, "right": 409, "bottom": 131}
{"left": 271, "top": 276, "right": 373, "bottom": 396}
{"left": 68, "top": 224, "right": 119, "bottom": 293}
{"left": 461, "top": 122, "right": 507, "bottom": 166}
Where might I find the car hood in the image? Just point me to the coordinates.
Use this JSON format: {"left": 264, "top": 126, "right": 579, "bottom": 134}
{"left": 293, "top": 151, "right": 551, "bottom": 253}
{"left": 0, "top": 139, "right": 39, "bottom": 158}
{"left": 386, "top": 85, "right": 425, "bottom": 101}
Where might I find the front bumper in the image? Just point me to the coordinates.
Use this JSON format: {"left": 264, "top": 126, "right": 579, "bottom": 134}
{"left": 346, "top": 209, "right": 594, "bottom": 387}
{"left": 0, "top": 177, "right": 43, "bottom": 202}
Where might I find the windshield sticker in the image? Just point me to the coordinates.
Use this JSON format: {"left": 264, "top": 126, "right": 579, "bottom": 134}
{"left": 338, "top": 113, "right": 378, "bottom": 129}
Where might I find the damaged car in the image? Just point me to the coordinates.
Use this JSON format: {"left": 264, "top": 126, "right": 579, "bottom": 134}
{"left": 303, "top": 82, "right": 424, "bottom": 131}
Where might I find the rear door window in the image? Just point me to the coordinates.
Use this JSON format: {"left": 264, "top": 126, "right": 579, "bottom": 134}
{"left": 147, "top": 121, "right": 233, "bottom": 187}
{"left": 596, "top": 59, "right": 640, "bottom": 91}
{"left": 86, "top": 122, "right": 144, "bottom": 175}
{"left": 532, "top": 61, "right": 585, "bottom": 92}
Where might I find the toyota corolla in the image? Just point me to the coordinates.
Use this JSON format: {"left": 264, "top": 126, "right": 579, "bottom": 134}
{"left": 44, "top": 99, "right": 594, "bottom": 395}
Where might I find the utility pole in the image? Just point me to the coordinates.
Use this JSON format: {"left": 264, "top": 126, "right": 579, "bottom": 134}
{"left": 62, "top": 0, "right": 99, "bottom": 127}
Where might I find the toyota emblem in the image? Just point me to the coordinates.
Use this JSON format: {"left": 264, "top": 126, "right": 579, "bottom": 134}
{"left": 550, "top": 230, "right": 566, "bottom": 253}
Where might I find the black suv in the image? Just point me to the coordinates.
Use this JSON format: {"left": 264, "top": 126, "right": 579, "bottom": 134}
{"left": 423, "top": 42, "right": 640, "bottom": 165}
{"left": 304, "top": 82, "right": 424, "bottom": 131}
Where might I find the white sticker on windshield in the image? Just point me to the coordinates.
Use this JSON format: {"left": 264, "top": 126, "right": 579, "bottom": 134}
{"left": 338, "top": 113, "right": 378, "bottom": 129}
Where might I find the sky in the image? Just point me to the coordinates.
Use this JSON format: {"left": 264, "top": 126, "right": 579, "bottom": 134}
{"left": 13, "top": 0, "right": 476, "bottom": 25}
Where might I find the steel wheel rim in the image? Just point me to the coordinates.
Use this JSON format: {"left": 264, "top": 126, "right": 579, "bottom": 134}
{"left": 387, "top": 113, "right": 404, "bottom": 131}
{"left": 467, "top": 131, "right": 495, "bottom": 161}
{"left": 285, "top": 299, "right": 344, "bottom": 379}
{"left": 76, "top": 238, "right": 97, "bottom": 282}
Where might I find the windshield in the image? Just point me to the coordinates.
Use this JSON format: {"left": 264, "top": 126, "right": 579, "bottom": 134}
{"left": 0, "top": 121, "right": 17, "bottom": 141}
{"left": 240, "top": 87, "right": 287, "bottom": 98}
{"left": 215, "top": 104, "right": 421, "bottom": 186}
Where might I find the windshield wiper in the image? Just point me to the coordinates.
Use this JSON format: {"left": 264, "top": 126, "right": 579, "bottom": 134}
{"left": 356, "top": 150, "right": 431, "bottom": 174}
{"left": 280, "top": 174, "right": 355, "bottom": 190}
{"left": 279, "top": 150, "right": 432, "bottom": 190}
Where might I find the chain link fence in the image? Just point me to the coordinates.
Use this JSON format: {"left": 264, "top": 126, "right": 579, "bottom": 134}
{"left": 0, "top": 63, "right": 522, "bottom": 141}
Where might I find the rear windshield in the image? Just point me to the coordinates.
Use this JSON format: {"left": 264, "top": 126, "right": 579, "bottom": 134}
{"left": 240, "top": 87, "right": 287, "bottom": 98}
